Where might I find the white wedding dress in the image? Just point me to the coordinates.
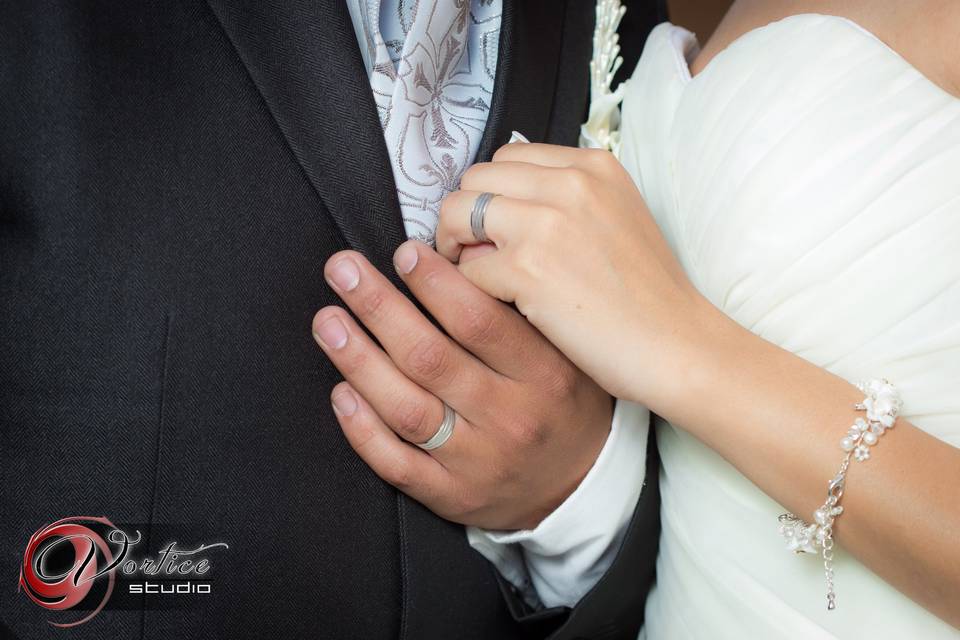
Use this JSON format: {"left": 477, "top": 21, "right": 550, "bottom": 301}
{"left": 617, "top": 14, "right": 960, "bottom": 638}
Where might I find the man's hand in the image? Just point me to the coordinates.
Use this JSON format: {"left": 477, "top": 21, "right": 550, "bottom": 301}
{"left": 312, "top": 240, "right": 612, "bottom": 531}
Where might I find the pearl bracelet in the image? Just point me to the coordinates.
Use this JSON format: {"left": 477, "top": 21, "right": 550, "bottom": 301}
{"left": 777, "top": 379, "right": 902, "bottom": 610}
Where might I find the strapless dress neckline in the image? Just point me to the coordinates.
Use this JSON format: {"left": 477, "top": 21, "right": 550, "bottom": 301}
{"left": 679, "top": 13, "right": 959, "bottom": 101}
{"left": 618, "top": 14, "right": 960, "bottom": 639}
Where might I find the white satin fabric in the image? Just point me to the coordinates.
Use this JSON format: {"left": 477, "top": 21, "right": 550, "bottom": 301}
{"left": 620, "top": 15, "right": 960, "bottom": 638}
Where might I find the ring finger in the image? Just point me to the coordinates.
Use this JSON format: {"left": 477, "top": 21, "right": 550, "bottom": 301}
{"left": 436, "top": 190, "right": 543, "bottom": 263}
{"left": 313, "top": 306, "right": 474, "bottom": 461}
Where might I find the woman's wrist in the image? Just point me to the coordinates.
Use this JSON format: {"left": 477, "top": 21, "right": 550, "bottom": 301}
{"left": 640, "top": 296, "right": 745, "bottom": 421}
{"left": 646, "top": 296, "right": 797, "bottom": 443}
{"left": 652, "top": 295, "right": 864, "bottom": 473}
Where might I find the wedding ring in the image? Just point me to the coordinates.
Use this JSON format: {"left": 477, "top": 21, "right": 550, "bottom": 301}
{"left": 470, "top": 192, "right": 496, "bottom": 243}
{"left": 416, "top": 402, "right": 456, "bottom": 451}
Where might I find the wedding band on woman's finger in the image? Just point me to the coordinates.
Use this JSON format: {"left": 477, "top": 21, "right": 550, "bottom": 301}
{"left": 470, "top": 192, "right": 497, "bottom": 243}
{"left": 416, "top": 402, "right": 457, "bottom": 451}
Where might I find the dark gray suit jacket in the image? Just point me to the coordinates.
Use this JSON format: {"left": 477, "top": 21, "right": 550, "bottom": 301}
{"left": 0, "top": 1, "right": 666, "bottom": 638}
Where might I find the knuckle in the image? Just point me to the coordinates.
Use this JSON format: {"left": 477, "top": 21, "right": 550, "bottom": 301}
{"left": 406, "top": 336, "right": 454, "bottom": 383}
{"left": 453, "top": 489, "right": 487, "bottom": 521}
{"left": 393, "top": 398, "right": 431, "bottom": 441}
{"left": 459, "top": 163, "right": 484, "bottom": 190}
{"left": 511, "top": 245, "right": 543, "bottom": 282}
{"left": 344, "top": 407, "right": 379, "bottom": 451}
{"left": 585, "top": 148, "right": 615, "bottom": 170}
{"left": 348, "top": 419, "right": 377, "bottom": 451}
{"left": 490, "top": 460, "right": 520, "bottom": 486}
{"left": 438, "top": 193, "right": 458, "bottom": 223}
{"left": 543, "top": 361, "right": 579, "bottom": 399}
{"left": 419, "top": 267, "right": 444, "bottom": 292}
{"left": 512, "top": 415, "right": 549, "bottom": 448}
{"left": 460, "top": 304, "right": 501, "bottom": 347}
{"left": 491, "top": 145, "right": 513, "bottom": 163}
{"left": 386, "top": 457, "right": 414, "bottom": 490}
{"left": 337, "top": 343, "right": 368, "bottom": 374}
{"left": 357, "top": 288, "right": 388, "bottom": 321}
{"left": 532, "top": 205, "right": 563, "bottom": 239}
{"left": 563, "top": 168, "right": 595, "bottom": 202}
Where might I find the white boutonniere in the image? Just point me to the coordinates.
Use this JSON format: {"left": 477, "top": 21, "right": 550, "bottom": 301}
{"left": 579, "top": 0, "right": 627, "bottom": 155}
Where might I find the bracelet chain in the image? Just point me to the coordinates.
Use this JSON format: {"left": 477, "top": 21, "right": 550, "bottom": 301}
{"left": 777, "top": 379, "right": 901, "bottom": 610}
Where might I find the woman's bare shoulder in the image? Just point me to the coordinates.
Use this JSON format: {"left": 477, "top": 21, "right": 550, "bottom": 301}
{"left": 687, "top": 0, "right": 960, "bottom": 98}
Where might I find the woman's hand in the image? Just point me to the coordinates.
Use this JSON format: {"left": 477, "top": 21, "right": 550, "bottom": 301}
{"left": 436, "top": 145, "right": 960, "bottom": 627}
{"left": 437, "top": 143, "right": 718, "bottom": 407}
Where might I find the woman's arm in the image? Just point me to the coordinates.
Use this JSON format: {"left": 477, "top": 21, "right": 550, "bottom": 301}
{"left": 437, "top": 142, "right": 960, "bottom": 627}
{"left": 673, "top": 297, "right": 960, "bottom": 627}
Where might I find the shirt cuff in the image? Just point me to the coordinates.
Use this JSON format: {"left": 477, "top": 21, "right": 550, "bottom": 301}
{"left": 466, "top": 399, "right": 650, "bottom": 609}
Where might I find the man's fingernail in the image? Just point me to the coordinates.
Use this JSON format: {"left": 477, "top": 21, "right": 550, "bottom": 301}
{"left": 332, "top": 390, "right": 358, "bottom": 417}
{"left": 328, "top": 258, "right": 360, "bottom": 292}
{"left": 509, "top": 130, "right": 530, "bottom": 144}
{"left": 315, "top": 316, "right": 348, "bottom": 350}
{"left": 393, "top": 243, "right": 419, "bottom": 275}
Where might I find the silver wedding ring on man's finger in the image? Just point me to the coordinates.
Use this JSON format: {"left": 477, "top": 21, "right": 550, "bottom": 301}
{"left": 416, "top": 402, "right": 457, "bottom": 451}
{"left": 470, "top": 192, "right": 497, "bottom": 243}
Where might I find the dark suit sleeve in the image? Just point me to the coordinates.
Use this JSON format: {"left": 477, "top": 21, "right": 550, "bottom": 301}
{"left": 492, "top": 431, "right": 661, "bottom": 640}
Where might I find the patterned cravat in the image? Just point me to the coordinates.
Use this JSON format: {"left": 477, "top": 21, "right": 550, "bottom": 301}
{"left": 351, "top": 0, "right": 503, "bottom": 244}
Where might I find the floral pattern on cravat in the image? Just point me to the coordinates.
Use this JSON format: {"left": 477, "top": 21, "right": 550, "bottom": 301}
{"left": 354, "top": 0, "right": 502, "bottom": 244}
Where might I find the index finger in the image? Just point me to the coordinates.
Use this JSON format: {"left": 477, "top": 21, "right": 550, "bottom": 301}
{"left": 324, "top": 250, "right": 488, "bottom": 408}
{"left": 490, "top": 142, "right": 612, "bottom": 170}
{"left": 392, "top": 240, "right": 563, "bottom": 383}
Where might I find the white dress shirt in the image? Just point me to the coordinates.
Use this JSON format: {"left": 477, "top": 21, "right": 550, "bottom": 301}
{"left": 346, "top": 0, "right": 650, "bottom": 609}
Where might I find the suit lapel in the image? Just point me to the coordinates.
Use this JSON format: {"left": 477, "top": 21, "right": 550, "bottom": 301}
{"left": 205, "top": 0, "right": 583, "bottom": 633}
{"left": 205, "top": 0, "right": 566, "bottom": 270}
{"left": 476, "top": 0, "right": 567, "bottom": 161}
{"left": 205, "top": 0, "right": 407, "bottom": 272}
{"left": 396, "top": 1, "right": 573, "bottom": 637}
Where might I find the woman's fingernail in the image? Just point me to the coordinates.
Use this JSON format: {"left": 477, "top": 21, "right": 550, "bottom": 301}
{"left": 327, "top": 258, "right": 360, "bottom": 292}
{"left": 393, "top": 243, "right": 419, "bottom": 275}
{"left": 332, "top": 390, "right": 358, "bottom": 417}
{"left": 314, "top": 316, "right": 348, "bottom": 350}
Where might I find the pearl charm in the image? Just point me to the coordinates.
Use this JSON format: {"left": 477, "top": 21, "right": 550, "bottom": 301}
{"left": 844, "top": 379, "right": 902, "bottom": 461}
{"left": 779, "top": 379, "right": 902, "bottom": 611}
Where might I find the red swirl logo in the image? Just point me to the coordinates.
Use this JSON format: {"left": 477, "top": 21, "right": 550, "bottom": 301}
{"left": 17, "top": 516, "right": 117, "bottom": 628}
